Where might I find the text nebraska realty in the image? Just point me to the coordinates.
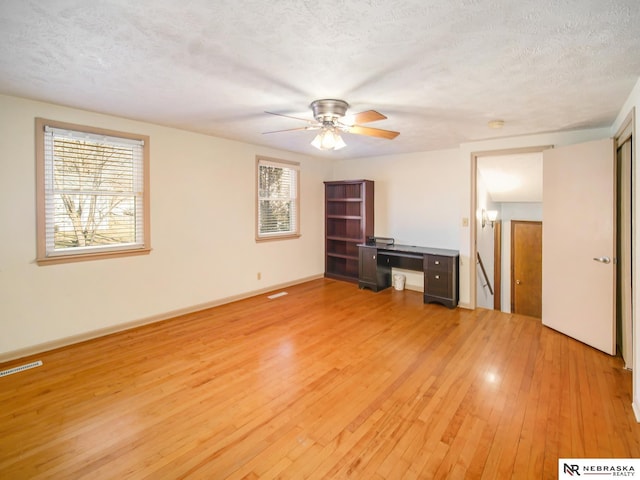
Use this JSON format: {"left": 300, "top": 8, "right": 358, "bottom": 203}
{"left": 565, "top": 464, "right": 635, "bottom": 476}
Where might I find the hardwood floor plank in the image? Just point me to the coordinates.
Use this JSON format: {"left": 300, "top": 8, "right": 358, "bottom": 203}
{"left": 1, "top": 279, "right": 638, "bottom": 479}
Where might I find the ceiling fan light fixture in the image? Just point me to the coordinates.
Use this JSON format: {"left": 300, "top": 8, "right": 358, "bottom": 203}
{"left": 311, "top": 129, "right": 346, "bottom": 151}
{"left": 310, "top": 133, "right": 323, "bottom": 149}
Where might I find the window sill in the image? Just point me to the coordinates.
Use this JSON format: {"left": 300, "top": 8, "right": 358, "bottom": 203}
{"left": 255, "top": 233, "right": 301, "bottom": 243}
{"left": 36, "top": 247, "right": 152, "bottom": 266}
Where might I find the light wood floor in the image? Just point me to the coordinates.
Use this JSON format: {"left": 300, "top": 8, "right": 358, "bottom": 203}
{"left": 1, "top": 279, "right": 638, "bottom": 479}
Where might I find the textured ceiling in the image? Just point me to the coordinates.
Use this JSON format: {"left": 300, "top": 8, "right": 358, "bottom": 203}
{"left": 1, "top": 0, "right": 639, "bottom": 159}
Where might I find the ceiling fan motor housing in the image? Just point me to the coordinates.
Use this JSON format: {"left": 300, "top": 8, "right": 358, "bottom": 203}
{"left": 310, "top": 99, "right": 349, "bottom": 122}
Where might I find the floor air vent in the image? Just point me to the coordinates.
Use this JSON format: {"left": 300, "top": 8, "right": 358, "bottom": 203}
{"left": 0, "top": 360, "right": 43, "bottom": 377}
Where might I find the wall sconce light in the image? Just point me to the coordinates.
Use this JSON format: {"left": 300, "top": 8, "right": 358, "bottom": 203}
{"left": 482, "top": 209, "right": 498, "bottom": 228}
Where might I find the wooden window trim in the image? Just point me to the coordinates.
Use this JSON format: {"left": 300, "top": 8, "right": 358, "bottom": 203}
{"left": 35, "top": 118, "right": 151, "bottom": 265}
{"left": 255, "top": 156, "right": 301, "bottom": 242}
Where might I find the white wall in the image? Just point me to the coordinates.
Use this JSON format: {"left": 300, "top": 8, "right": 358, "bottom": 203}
{"left": 0, "top": 95, "right": 331, "bottom": 359}
{"left": 611, "top": 77, "right": 640, "bottom": 421}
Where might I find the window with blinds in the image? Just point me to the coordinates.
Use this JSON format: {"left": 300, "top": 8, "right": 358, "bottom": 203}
{"left": 36, "top": 118, "right": 150, "bottom": 264}
{"left": 256, "top": 157, "right": 300, "bottom": 240}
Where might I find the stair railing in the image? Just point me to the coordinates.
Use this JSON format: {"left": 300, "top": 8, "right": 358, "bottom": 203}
{"left": 476, "top": 252, "right": 494, "bottom": 296}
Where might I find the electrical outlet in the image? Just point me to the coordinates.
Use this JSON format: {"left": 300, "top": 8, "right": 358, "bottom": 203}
{"left": 257, "top": 272, "right": 261, "bottom": 280}
{"left": 462, "top": 217, "right": 469, "bottom": 227}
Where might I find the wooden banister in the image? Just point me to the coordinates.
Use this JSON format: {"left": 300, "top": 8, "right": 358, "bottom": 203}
{"left": 477, "top": 252, "right": 494, "bottom": 296}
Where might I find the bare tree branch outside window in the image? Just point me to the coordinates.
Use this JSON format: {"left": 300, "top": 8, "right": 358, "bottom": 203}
{"left": 53, "top": 138, "right": 136, "bottom": 249}
{"left": 257, "top": 158, "right": 298, "bottom": 240}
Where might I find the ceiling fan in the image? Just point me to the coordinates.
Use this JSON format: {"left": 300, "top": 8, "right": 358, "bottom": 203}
{"left": 263, "top": 99, "right": 400, "bottom": 150}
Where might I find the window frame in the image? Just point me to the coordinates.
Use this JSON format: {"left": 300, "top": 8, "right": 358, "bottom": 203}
{"left": 255, "top": 156, "right": 301, "bottom": 242}
{"left": 35, "top": 118, "right": 151, "bottom": 265}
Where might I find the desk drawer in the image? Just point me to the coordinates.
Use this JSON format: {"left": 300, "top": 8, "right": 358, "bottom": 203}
{"left": 425, "top": 271, "right": 451, "bottom": 297}
{"left": 424, "top": 254, "right": 451, "bottom": 272}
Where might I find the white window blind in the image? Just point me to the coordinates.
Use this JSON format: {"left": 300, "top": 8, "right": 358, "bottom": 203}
{"left": 42, "top": 125, "right": 146, "bottom": 257}
{"left": 257, "top": 158, "right": 299, "bottom": 239}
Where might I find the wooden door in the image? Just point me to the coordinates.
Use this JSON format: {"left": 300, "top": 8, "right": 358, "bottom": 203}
{"left": 511, "top": 221, "right": 542, "bottom": 317}
{"left": 542, "top": 138, "right": 615, "bottom": 355}
{"left": 494, "top": 220, "right": 502, "bottom": 311}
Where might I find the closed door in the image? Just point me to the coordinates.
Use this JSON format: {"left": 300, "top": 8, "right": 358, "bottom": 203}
{"left": 511, "top": 221, "right": 542, "bottom": 317}
{"left": 542, "top": 138, "right": 615, "bottom": 355}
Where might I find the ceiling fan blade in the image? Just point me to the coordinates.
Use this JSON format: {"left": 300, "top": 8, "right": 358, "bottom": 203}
{"left": 262, "top": 126, "right": 319, "bottom": 134}
{"left": 347, "top": 110, "right": 387, "bottom": 124}
{"left": 264, "top": 111, "right": 315, "bottom": 124}
{"left": 347, "top": 125, "right": 400, "bottom": 139}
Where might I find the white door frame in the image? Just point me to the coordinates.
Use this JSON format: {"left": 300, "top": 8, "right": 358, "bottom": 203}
{"left": 615, "top": 111, "right": 634, "bottom": 368}
{"left": 470, "top": 145, "right": 552, "bottom": 310}
{"left": 614, "top": 107, "right": 637, "bottom": 422}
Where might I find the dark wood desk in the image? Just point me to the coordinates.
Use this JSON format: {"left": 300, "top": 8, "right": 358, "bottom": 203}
{"left": 358, "top": 243, "right": 459, "bottom": 308}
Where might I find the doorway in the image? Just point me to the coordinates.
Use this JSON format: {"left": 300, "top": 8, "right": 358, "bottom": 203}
{"left": 473, "top": 142, "right": 633, "bottom": 326}
{"left": 474, "top": 148, "right": 547, "bottom": 312}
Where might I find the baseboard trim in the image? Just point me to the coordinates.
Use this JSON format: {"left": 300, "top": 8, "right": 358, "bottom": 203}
{"left": 0, "top": 274, "right": 324, "bottom": 364}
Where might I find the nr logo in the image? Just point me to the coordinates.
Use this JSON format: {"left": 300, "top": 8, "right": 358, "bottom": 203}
{"left": 563, "top": 463, "right": 581, "bottom": 476}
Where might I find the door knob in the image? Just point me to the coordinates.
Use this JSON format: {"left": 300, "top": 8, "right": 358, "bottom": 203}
{"left": 516, "top": 280, "right": 521, "bottom": 285}
{"left": 593, "top": 256, "right": 611, "bottom": 264}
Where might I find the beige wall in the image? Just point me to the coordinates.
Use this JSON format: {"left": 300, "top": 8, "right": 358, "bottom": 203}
{"left": 0, "top": 95, "right": 331, "bottom": 359}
